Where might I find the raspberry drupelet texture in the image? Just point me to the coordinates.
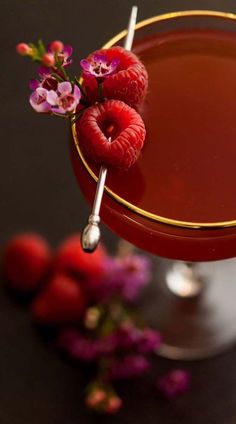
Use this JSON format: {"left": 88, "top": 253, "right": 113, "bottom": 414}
{"left": 77, "top": 99, "right": 146, "bottom": 169}
{"left": 82, "top": 46, "right": 148, "bottom": 109}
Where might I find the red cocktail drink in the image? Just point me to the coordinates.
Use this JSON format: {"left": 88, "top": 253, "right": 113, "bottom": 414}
{"left": 71, "top": 11, "right": 236, "bottom": 262}
{"left": 71, "top": 12, "right": 236, "bottom": 358}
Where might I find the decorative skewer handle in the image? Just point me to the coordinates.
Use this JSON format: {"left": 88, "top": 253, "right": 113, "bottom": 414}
{"left": 81, "top": 5, "right": 138, "bottom": 252}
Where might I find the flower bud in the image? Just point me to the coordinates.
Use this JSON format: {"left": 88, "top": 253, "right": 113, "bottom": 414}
{"left": 105, "top": 396, "right": 122, "bottom": 414}
{"left": 84, "top": 306, "right": 100, "bottom": 329}
{"left": 42, "top": 53, "right": 55, "bottom": 67}
{"left": 50, "top": 40, "right": 64, "bottom": 53}
{"left": 16, "top": 43, "right": 32, "bottom": 56}
{"left": 86, "top": 389, "right": 106, "bottom": 408}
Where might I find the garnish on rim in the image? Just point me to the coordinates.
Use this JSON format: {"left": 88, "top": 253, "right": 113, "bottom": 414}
{"left": 16, "top": 38, "right": 148, "bottom": 168}
{"left": 47, "top": 81, "right": 81, "bottom": 114}
{"left": 80, "top": 53, "right": 120, "bottom": 81}
{"left": 77, "top": 99, "right": 146, "bottom": 170}
{"left": 81, "top": 46, "right": 148, "bottom": 108}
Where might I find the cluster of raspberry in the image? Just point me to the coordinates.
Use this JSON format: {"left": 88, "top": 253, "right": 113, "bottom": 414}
{"left": 16, "top": 39, "right": 148, "bottom": 169}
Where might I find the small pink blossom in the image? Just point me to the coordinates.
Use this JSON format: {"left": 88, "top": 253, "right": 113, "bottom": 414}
{"left": 29, "top": 87, "right": 51, "bottom": 113}
{"left": 48, "top": 43, "right": 73, "bottom": 67}
{"left": 158, "top": 369, "right": 191, "bottom": 399}
{"left": 37, "top": 66, "right": 51, "bottom": 77}
{"left": 80, "top": 53, "right": 119, "bottom": 81}
{"left": 138, "top": 328, "right": 161, "bottom": 354}
{"left": 58, "top": 328, "right": 117, "bottom": 361}
{"left": 47, "top": 81, "right": 81, "bottom": 114}
{"left": 108, "top": 355, "right": 150, "bottom": 380}
{"left": 98, "top": 254, "right": 152, "bottom": 302}
{"left": 29, "top": 75, "right": 58, "bottom": 91}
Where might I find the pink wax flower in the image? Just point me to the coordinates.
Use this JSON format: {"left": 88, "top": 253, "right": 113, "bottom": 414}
{"left": 113, "top": 324, "right": 161, "bottom": 354}
{"left": 117, "top": 254, "right": 152, "bottom": 300}
{"left": 29, "top": 75, "right": 58, "bottom": 91}
{"left": 100, "top": 254, "right": 152, "bottom": 302}
{"left": 80, "top": 53, "right": 119, "bottom": 81}
{"left": 113, "top": 324, "right": 141, "bottom": 350}
{"left": 46, "top": 81, "right": 81, "bottom": 114}
{"left": 37, "top": 66, "right": 51, "bottom": 77}
{"left": 108, "top": 354, "right": 150, "bottom": 380}
{"left": 58, "top": 328, "right": 117, "bottom": 361}
{"left": 137, "top": 328, "right": 162, "bottom": 354}
{"left": 29, "top": 87, "right": 52, "bottom": 113}
{"left": 58, "top": 329, "right": 98, "bottom": 362}
{"left": 158, "top": 369, "right": 191, "bottom": 399}
{"left": 48, "top": 43, "right": 73, "bottom": 67}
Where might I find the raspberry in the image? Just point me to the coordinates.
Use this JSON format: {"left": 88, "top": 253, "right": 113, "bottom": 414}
{"left": 82, "top": 46, "right": 148, "bottom": 108}
{"left": 31, "top": 274, "right": 86, "bottom": 325}
{"left": 77, "top": 99, "right": 146, "bottom": 169}
{"left": 55, "top": 234, "right": 106, "bottom": 279}
{"left": 3, "top": 233, "right": 51, "bottom": 292}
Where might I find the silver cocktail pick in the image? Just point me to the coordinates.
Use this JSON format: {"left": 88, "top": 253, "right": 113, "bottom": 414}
{"left": 81, "top": 5, "right": 138, "bottom": 252}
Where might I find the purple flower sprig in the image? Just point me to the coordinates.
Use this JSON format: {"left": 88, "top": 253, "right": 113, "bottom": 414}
{"left": 80, "top": 52, "right": 120, "bottom": 102}
{"left": 16, "top": 40, "right": 46, "bottom": 62}
{"left": 57, "top": 246, "right": 160, "bottom": 414}
{"left": 90, "top": 253, "right": 152, "bottom": 303}
{"left": 17, "top": 39, "right": 81, "bottom": 118}
{"left": 16, "top": 39, "right": 72, "bottom": 71}
{"left": 30, "top": 81, "right": 81, "bottom": 116}
{"left": 80, "top": 53, "right": 119, "bottom": 82}
{"left": 56, "top": 246, "right": 191, "bottom": 414}
{"left": 57, "top": 249, "right": 160, "bottom": 413}
{"left": 17, "top": 39, "right": 122, "bottom": 120}
{"left": 58, "top": 325, "right": 161, "bottom": 363}
{"left": 58, "top": 323, "right": 161, "bottom": 413}
{"left": 58, "top": 280, "right": 161, "bottom": 414}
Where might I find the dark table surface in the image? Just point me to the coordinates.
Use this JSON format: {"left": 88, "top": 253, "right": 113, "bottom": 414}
{"left": 2, "top": 1, "right": 236, "bottom": 423}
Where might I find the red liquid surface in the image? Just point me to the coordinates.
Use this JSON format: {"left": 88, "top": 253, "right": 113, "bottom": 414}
{"left": 71, "top": 28, "right": 236, "bottom": 261}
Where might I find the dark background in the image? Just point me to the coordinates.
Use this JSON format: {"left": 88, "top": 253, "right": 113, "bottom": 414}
{"left": 2, "top": 1, "right": 236, "bottom": 423}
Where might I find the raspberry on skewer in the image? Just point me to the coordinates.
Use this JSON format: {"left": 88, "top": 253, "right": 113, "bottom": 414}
{"left": 78, "top": 99, "right": 145, "bottom": 169}
{"left": 81, "top": 5, "right": 138, "bottom": 253}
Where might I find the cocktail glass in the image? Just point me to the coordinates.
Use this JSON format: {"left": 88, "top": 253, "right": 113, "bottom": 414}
{"left": 70, "top": 10, "right": 236, "bottom": 359}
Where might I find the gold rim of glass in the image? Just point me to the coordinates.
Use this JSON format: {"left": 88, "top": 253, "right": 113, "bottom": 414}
{"left": 72, "top": 9, "right": 236, "bottom": 230}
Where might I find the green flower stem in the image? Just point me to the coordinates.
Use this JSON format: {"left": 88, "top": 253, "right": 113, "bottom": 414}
{"left": 51, "top": 72, "right": 65, "bottom": 82}
{"left": 59, "top": 65, "right": 69, "bottom": 80}
{"left": 74, "top": 77, "right": 89, "bottom": 101}
{"left": 55, "top": 52, "right": 69, "bottom": 80}
{"left": 37, "top": 39, "right": 46, "bottom": 56}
